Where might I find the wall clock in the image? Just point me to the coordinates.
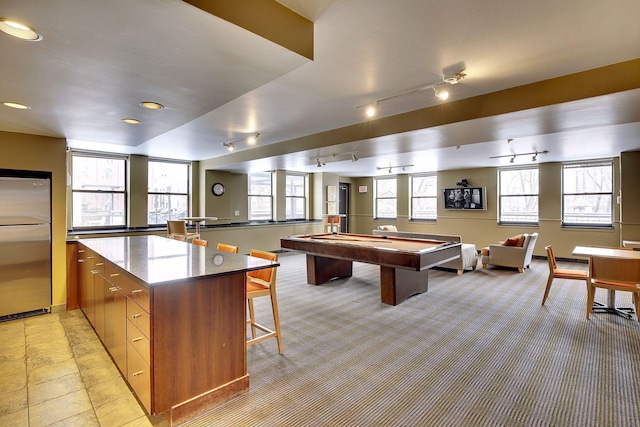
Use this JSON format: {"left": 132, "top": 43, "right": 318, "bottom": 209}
{"left": 212, "top": 182, "right": 225, "bottom": 196}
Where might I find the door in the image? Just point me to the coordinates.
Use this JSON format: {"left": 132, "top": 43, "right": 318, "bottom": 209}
{"left": 339, "top": 183, "right": 350, "bottom": 233}
{"left": 0, "top": 224, "right": 52, "bottom": 317}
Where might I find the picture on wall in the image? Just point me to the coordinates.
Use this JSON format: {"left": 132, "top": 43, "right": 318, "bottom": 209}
{"left": 443, "top": 187, "right": 486, "bottom": 210}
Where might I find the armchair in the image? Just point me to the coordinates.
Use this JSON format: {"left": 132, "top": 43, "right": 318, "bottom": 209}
{"left": 481, "top": 233, "right": 538, "bottom": 273}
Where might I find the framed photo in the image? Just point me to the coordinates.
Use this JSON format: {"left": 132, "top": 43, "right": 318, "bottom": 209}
{"left": 327, "top": 185, "right": 337, "bottom": 202}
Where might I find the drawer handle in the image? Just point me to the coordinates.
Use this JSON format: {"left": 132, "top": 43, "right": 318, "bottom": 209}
{"left": 132, "top": 370, "right": 144, "bottom": 377}
{"left": 132, "top": 313, "right": 142, "bottom": 318}
{"left": 132, "top": 337, "right": 143, "bottom": 342}
{"left": 87, "top": 256, "right": 94, "bottom": 259}
{"left": 78, "top": 259, "right": 85, "bottom": 263}
{"left": 90, "top": 270, "right": 98, "bottom": 275}
{"left": 132, "top": 289, "right": 143, "bottom": 295}
{"left": 109, "top": 287, "right": 118, "bottom": 292}
{"left": 78, "top": 249, "right": 85, "bottom": 253}
{"left": 110, "top": 273, "right": 120, "bottom": 277}
{"left": 96, "top": 262, "right": 104, "bottom": 266}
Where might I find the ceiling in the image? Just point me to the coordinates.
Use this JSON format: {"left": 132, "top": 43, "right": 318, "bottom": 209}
{"left": 1, "top": 0, "right": 639, "bottom": 176}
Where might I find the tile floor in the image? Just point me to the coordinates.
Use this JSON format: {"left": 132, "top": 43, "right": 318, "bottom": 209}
{"left": 0, "top": 310, "right": 168, "bottom": 427}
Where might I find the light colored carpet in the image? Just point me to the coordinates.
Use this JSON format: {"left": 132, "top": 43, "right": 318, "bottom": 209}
{"left": 183, "top": 252, "right": 640, "bottom": 427}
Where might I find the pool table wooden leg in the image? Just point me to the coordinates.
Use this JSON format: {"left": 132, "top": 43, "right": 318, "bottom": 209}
{"left": 305, "top": 255, "right": 353, "bottom": 285}
{"left": 380, "top": 267, "right": 429, "bottom": 306}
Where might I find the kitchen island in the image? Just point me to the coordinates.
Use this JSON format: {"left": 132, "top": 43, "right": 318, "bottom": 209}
{"left": 69, "top": 235, "right": 277, "bottom": 425}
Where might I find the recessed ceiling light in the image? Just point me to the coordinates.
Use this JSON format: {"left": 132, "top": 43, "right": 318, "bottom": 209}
{"left": 2, "top": 102, "right": 30, "bottom": 110}
{"left": 0, "top": 19, "right": 42, "bottom": 41}
{"left": 140, "top": 101, "right": 163, "bottom": 110}
{"left": 122, "top": 118, "right": 141, "bottom": 125}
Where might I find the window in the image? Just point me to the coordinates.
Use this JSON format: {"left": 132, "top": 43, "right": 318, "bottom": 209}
{"left": 72, "top": 153, "right": 126, "bottom": 228}
{"left": 248, "top": 172, "right": 273, "bottom": 221}
{"left": 410, "top": 174, "right": 437, "bottom": 220}
{"left": 499, "top": 167, "right": 539, "bottom": 224}
{"left": 285, "top": 173, "right": 306, "bottom": 220}
{"left": 562, "top": 161, "right": 613, "bottom": 227}
{"left": 375, "top": 176, "right": 397, "bottom": 219}
{"left": 148, "top": 161, "right": 190, "bottom": 225}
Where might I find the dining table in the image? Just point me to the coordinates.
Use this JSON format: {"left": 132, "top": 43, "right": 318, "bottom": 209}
{"left": 180, "top": 216, "right": 218, "bottom": 235}
{"left": 572, "top": 245, "right": 640, "bottom": 318}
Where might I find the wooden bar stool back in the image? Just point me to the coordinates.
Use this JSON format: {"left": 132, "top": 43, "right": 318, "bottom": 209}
{"left": 167, "top": 220, "right": 199, "bottom": 241}
{"left": 216, "top": 243, "right": 238, "bottom": 253}
{"left": 192, "top": 238, "right": 208, "bottom": 247}
{"left": 246, "top": 249, "right": 283, "bottom": 354}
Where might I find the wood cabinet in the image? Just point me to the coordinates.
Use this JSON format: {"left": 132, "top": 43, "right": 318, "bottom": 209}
{"left": 68, "top": 236, "right": 272, "bottom": 425}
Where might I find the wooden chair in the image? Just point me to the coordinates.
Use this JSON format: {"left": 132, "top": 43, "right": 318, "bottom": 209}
{"left": 167, "top": 220, "right": 199, "bottom": 241}
{"left": 542, "top": 245, "right": 587, "bottom": 305}
{"left": 325, "top": 216, "right": 340, "bottom": 233}
{"left": 171, "top": 235, "right": 186, "bottom": 242}
{"left": 192, "top": 238, "right": 208, "bottom": 247}
{"left": 246, "top": 249, "right": 283, "bottom": 354}
{"left": 217, "top": 243, "right": 239, "bottom": 253}
{"left": 587, "top": 256, "right": 640, "bottom": 321}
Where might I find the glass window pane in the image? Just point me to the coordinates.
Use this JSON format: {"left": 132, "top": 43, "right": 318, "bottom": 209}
{"left": 412, "top": 198, "right": 437, "bottom": 219}
{"left": 500, "top": 196, "right": 539, "bottom": 222}
{"left": 147, "top": 194, "right": 188, "bottom": 224}
{"left": 286, "top": 175, "right": 305, "bottom": 196}
{"left": 500, "top": 169, "right": 538, "bottom": 195}
{"left": 72, "top": 192, "right": 125, "bottom": 227}
{"left": 563, "top": 164, "right": 612, "bottom": 193}
{"left": 148, "top": 162, "right": 189, "bottom": 193}
{"left": 249, "top": 196, "right": 272, "bottom": 221}
{"left": 286, "top": 198, "right": 306, "bottom": 219}
{"left": 376, "top": 178, "right": 397, "bottom": 197}
{"left": 72, "top": 156, "right": 125, "bottom": 191}
{"left": 377, "top": 199, "right": 397, "bottom": 218}
{"left": 563, "top": 194, "right": 612, "bottom": 224}
{"left": 411, "top": 176, "right": 437, "bottom": 196}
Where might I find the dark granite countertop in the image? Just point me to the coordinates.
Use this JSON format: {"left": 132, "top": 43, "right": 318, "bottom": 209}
{"left": 77, "top": 235, "right": 277, "bottom": 287}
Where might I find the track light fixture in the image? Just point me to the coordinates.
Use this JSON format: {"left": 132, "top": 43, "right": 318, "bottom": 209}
{"left": 433, "top": 83, "right": 450, "bottom": 101}
{"left": 312, "top": 152, "right": 359, "bottom": 167}
{"left": 221, "top": 132, "right": 260, "bottom": 152}
{"left": 376, "top": 164, "right": 414, "bottom": 174}
{"left": 490, "top": 150, "right": 550, "bottom": 163}
{"left": 357, "top": 70, "right": 466, "bottom": 119}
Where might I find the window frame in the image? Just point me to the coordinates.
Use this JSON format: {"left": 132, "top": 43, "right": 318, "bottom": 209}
{"left": 374, "top": 175, "right": 397, "bottom": 219}
{"left": 410, "top": 173, "right": 437, "bottom": 221}
{"left": 561, "top": 160, "right": 614, "bottom": 229}
{"left": 498, "top": 166, "right": 540, "bottom": 226}
{"left": 248, "top": 172, "right": 273, "bottom": 222}
{"left": 147, "top": 159, "right": 191, "bottom": 226}
{"left": 285, "top": 172, "right": 307, "bottom": 220}
{"left": 71, "top": 151, "right": 127, "bottom": 229}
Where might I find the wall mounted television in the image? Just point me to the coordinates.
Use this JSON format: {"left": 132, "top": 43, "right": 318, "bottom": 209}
{"left": 443, "top": 187, "right": 486, "bottom": 210}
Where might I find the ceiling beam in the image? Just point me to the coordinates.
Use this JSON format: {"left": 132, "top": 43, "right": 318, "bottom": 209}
{"left": 183, "top": 0, "right": 314, "bottom": 60}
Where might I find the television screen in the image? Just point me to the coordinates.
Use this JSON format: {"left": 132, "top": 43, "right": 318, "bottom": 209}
{"left": 443, "top": 187, "right": 486, "bottom": 210}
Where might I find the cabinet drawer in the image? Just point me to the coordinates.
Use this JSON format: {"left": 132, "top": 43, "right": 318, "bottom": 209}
{"left": 127, "top": 341, "right": 151, "bottom": 413}
{"left": 127, "top": 320, "right": 151, "bottom": 365}
{"left": 106, "top": 264, "right": 151, "bottom": 313}
{"left": 93, "top": 254, "right": 105, "bottom": 274}
{"left": 127, "top": 299, "right": 150, "bottom": 339}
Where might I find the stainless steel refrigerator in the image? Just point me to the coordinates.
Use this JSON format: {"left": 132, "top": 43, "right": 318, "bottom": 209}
{"left": 0, "top": 173, "right": 52, "bottom": 319}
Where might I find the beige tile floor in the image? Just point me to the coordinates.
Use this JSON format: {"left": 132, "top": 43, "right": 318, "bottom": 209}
{"left": 0, "top": 310, "right": 168, "bottom": 427}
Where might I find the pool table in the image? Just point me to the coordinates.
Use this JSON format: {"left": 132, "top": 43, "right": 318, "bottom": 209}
{"left": 280, "top": 233, "right": 461, "bottom": 305}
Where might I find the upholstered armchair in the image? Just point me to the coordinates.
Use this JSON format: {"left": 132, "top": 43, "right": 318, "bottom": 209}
{"left": 481, "top": 233, "right": 538, "bottom": 273}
